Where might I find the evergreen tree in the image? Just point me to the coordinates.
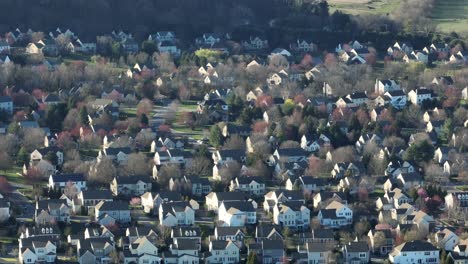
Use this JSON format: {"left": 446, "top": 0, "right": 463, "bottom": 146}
{"left": 80, "top": 107, "right": 89, "bottom": 125}
{"left": 209, "top": 125, "right": 223, "bottom": 147}
{"left": 404, "top": 140, "right": 435, "bottom": 163}
{"left": 17, "top": 147, "right": 29, "bottom": 166}
{"left": 140, "top": 113, "right": 149, "bottom": 126}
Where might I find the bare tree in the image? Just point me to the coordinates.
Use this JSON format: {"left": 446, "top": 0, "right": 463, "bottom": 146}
{"left": 137, "top": 98, "right": 154, "bottom": 116}
{"left": 22, "top": 128, "right": 45, "bottom": 151}
{"left": 88, "top": 158, "right": 116, "bottom": 185}
{"left": 223, "top": 135, "right": 246, "bottom": 150}
{"left": 158, "top": 164, "right": 182, "bottom": 186}
{"left": 122, "top": 153, "right": 150, "bottom": 176}
{"left": 332, "top": 146, "right": 356, "bottom": 163}
{"left": 0, "top": 134, "right": 19, "bottom": 156}
{"left": 279, "top": 140, "right": 300, "bottom": 149}
{"left": 219, "top": 161, "right": 241, "bottom": 184}
{"left": 186, "top": 157, "right": 212, "bottom": 176}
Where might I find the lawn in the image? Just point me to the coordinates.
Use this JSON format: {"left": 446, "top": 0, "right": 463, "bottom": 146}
{"left": 328, "top": 0, "right": 401, "bottom": 15}
{"left": 1, "top": 166, "right": 25, "bottom": 185}
{"left": 431, "top": 0, "right": 468, "bottom": 36}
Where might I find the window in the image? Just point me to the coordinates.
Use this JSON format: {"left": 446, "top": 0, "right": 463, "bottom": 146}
{"left": 424, "top": 252, "right": 430, "bottom": 255}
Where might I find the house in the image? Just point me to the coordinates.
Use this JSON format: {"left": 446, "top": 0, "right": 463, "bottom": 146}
{"left": 313, "top": 191, "right": 347, "bottom": 208}
{"left": 408, "top": 88, "right": 433, "bottom": 105}
{"left": 267, "top": 71, "right": 288, "bottom": 85}
{"left": 285, "top": 176, "right": 327, "bottom": 192}
{"left": 222, "top": 123, "right": 252, "bottom": 137}
{"left": 331, "top": 162, "right": 364, "bottom": 179}
{"left": 368, "top": 229, "right": 394, "bottom": 255}
{"left": 270, "top": 148, "right": 309, "bottom": 165}
{"left": 77, "top": 237, "right": 115, "bottom": 264}
{"left": 35, "top": 199, "right": 70, "bottom": 225}
{"left": 243, "top": 36, "right": 269, "bottom": 50}
{"left": 404, "top": 211, "right": 435, "bottom": 233}
{"left": 48, "top": 173, "right": 86, "bottom": 192}
{"left": 98, "top": 147, "right": 131, "bottom": 164}
{"left": 122, "top": 236, "right": 160, "bottom": 264}
{"left": 387, "top": 42, "right": 413, "bottom": 55}
{"left": 141, "top": 191, "right": 182, "bottom": 214}
{"left": 149, "top": 31, "right": 176, "bottom": 42}
{"left": 94, "top": 201, "right": 131, "bottom": 224}
{"left": 158, "top": 40, "right": 180, "bottom": 56}
{"left": 110, "top": 176, "right": 152, "bottom": 196}
{"left": 346, "top": 92, "right": 368, "bottom": 105}
{"left": 159, "top": 201, "right": 195, "bottom": 227}
{"left": 396, "top": 172, "right": 424, "bottom": 190}
{"left": 384, "top": 90, "right": 407, "bottom": 109}
{"left": 212, "top": 149, "right": 246, "bottom": 165}
{"left": 317, "top": 201, "right": 352, "bottom": 228}
{"left": 30, "top": 147, "right": 64, "bottom": 166}
{"left": 171, "top": 226, "right": 201, "bottom": 250}
{"left": 19, "top": 237, "right": 57, "bottom": 264}
{"left": 386, "top": 160, "right": 418, "bottom": 178}
{"left": 435, "top": 228, "right": 459, "bottom": 251}
{"left": 196, "top": 33, "right": 223, "bottom": 46}
{"left": 230, "top": 176, "right": 266, "bottom": 196}
{"left": 270, "top": 48, "right": 291, "bottom": 57}
{"left": 432, "top": 76, "right": 454, "bottom": 86}
{"left": 26, "top": 41, "right": 44, "bottom": 54}
{"left": 20, "top": 225, "right": 60, "bottom": 240}
{"left": 173, "top": 175, "right": 211, "bottom": 196}
{"left": 0, "top": 198, "right": 10, "bottom": 222}
{"left": 380, "top": 188, "right": 413, "bottom": 209}
{"left": 450, "top": 50, "right": 467, "bottom": 63}
{"left": 0, "top": 96, "right": 13, "bottom": 114}
{"left": 445, "top": 192, "right": 468, "bottom": 212}
{"left": 248, "top": 239, "right": 285, "bottom": 264}
{"left": 0, "top": 40, "right": 10, "bottom": 53}
{"left": 299, "top": 242, "right": 331, "bottom": 264}
{"left": 375, "top": 79, "right": 401, "bottom": 94}
{"left": 403, "top": 50, "right": 428, "bottom": 63}
{"left": 426, "top": 120, "right": 444, "bottom": 134}
{"left": 343, "top": 241, "right": 370, "bottom": 264}
{"left": 300, "top": 134, "right": 321, "bottom": 152}
{"left": 205, "top": 240, "right": 240, "bottom": 264}
{"left": 389, "top": 240, "right": 439, "bottom": 264}
{"left": 273, "top": 201, "right": 310, "bottom": 229}
{"left": 73, "top": 190, "right": 113, "bottom": 214}
{"left": 205, "top": 192, "right": 248, "bottom": 211}
{"left": 246, "top": 87, "right": 264, "bottom": 102}
{"left": 263, "top": 190, "right": 305, "bottom": 212}
{"left": 164, "top": 238, "right": 199, "bottom": 264}
{"left": 214, "top": 226, "right": 246, "bottom": 244}
{"left": 256, "top": 224, "right": 284, "bottom": 242}
{"left": 448, "top": 240, "right": 468, "bottom": 264}
{"left": 0, "top": 55, "right": 11, "bottom": 65}
{"left": 290, "top": 38, "right": 316, "bottom": 53}
{"left": 218, "top": 201, "right": 256, "bottom": 226}
{"left": 126, "top": 226, "right": 158, "bottom": 245}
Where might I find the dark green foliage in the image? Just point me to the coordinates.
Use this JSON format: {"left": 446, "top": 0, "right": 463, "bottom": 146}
{"left": 140, "top": 113, "right": 149, "bottom": 126}
{"left": 209, "top": 125, "right": 222, "bottom": 147}
{"left": 404, "top": 140, "right": 435, "bottom": 163}
{"left": 46, "top": 103, "right": 68, "bottom": 131}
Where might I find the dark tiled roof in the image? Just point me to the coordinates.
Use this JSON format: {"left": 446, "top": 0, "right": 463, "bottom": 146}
{"left": 51, "top": 173, "right": 85, "bottom": 183}
{"left": 398, "top": 240, "right": 437, "bottom": 252}
{"left": 345, "top": 241, "right": 369, "bottom": 252}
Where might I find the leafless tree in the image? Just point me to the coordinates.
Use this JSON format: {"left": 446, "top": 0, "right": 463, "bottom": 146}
{"left": 88, "top": 158, "right": 116, "bottom": 185}
{"left": 22, "top": 128, "right": 45, "bottom": 151}
{"left": 122, "top": 153, "right": 150, "bottom": 176}
{"left": 158, "top": 164, "right": 182, "bottom": 187}
{"left": 223, "top": 135, "right": 246, "bottom": 150}
{"left": 219, "top": 161, "right": 241, "bottom": 184}
{"left": 186, "top": 157, "right": 212, "bottom": 176}
{"left": 332, "top": 146, "right": 356, "bottom": 163}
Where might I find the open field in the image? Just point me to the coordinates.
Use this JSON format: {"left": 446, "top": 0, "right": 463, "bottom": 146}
{"left": 432, "top": 0, "right": 468, "bottom": 35}
{"left": 329, "top": 0, "right": 468, "bottom": 36}
{"left": 328, "top": 0, "right": 400, "bottom": 15}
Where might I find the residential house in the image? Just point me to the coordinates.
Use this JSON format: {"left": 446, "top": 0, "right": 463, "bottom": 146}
{"left": 263, "top": 190, "right": 305, "bottom": 212}
{"left": 396, "top": 172, "right": 424, "bottom": 190}
{"left": 408, "top": 88, "right": 433, "bottom": 105}
{"left": 214, "top": 226, "right": 246, "bottom": 245}
{"left": 0, "top": 96, "right": 13, "bottom": 114}
{"left": 298, "top": 242, "right": 331, "bottom": 264}
{"left": 0, "top": 40, "right": 10, "bottom": 53}
{"left": 171, "top": 175, "right": 211, "bottom": 196}
{"left": 368, "top": 229, "right": 394, "bottom": 255}
{"left": 432, "top": 76, "right": 454, "bottom": 86}
{"left": 448, "top": 240, "right": 468, "bottom": 264}
{"left": 148, "top": 31, "right": 176, "bottom": 43}
{"left": 230, "top": 176, "right": 266, "bottom": 196}
{"left": 449, "top": 51, "right": 467, "bottom": 63}
{"left": 331, "top": 162, "right": 364, "bottom": 179}
{"left": 126, "top": 226, "right": 158, "bottom": 245}
{"left": 317, "top": 201, "right": 352, "bottom": 228}
{"left": 267, "top": 70, "right": 288, "bottom": 86}
{"left": 273, "top": 201, "right": 310, "bottom": 229}
{"left": 313, "top": 191, "right": 347, "bottom": 208}
{"left": 375, "top": 79, "right": 401, "bottom": 94}
{"left": 218, "top": 201, "right": 257, "bottom": 226}
{"left": 270, "top": 48, "right": 291, "bottom": 57}
{"left": 435, "top": 228, "right": 459, "bottom": 251}
{"left": 171, "top": 226, "right": 201, "bottom": 250}
{"left": 141, "top": 191, "right": 182, "bottom": 214}
{"left": 94, "top": 201, "right": 131, "bottom": 224}
{"left": 269, "top": 148, "right": 309, "bottom": 165}
{"left": 445, "top": 192, "right": 468, "bottom": 212}
{"left": 110, "top": 176, "right": 152, "bottom": 196}
{"left": 300, "top": 134, "right": 321, "bottom": 152}
{"left": 205, "top": 192, "right": 248, "bottom": 211}
{"left": 384, "top": 90, "right": 407, "bottom": 109}
{"left": 343, "top": 241, "right": 370, "bottom": 264}
{"left": 158, "top": 40, "right": 180, "bottom": 56}
{"left": 73, "top": 190, "right": 113, "bottom": 214}
{"left": 242, "top": 36, "right": 269, "bottom": 50}
{"left": 222, "top": 123, "right": 252, "bottom": 137}
{"left": 387, "top": 42, "right": 413, "bottom": 55}
{"left": 0, "top": 198, "right": 10, "bottom": 222}
{"left": 246, "top": 87, "right": 264, "bottom": 102}
{"left": 98, "top": 147, "right": 131, "bottom": 164}
{"left": 290, "top": 38, "right": 316, "bottom": 53}
{"left": 389, "top": 240, "right": 439, "bottom": 264}
{"left": 48, "top": 173, "right": 86, "bottom": 192}
{"left": 196, "top": 33, "right": 223, "bottom": 46}
{"left": 20, "top": 225, "right": 60, "bottom": 240}
{"left": 35, "top": 199, "right": 70, "bottom": 226}
{"left": 248, "top": 239, "right": 285, "bottom": 264}
{"left": 164, "top": 238, "right": 199, "bottom": 264}
{"left": 285, "top": 176, "right": 327, "bottom": 192}
{"left": 205, "top": 240, "right": 240, "bottom": 264}
{"left": 346, "top": 92, "right": 368, "bottom": 106}
{"left": 19, "top": 237, "right": 57, "bottom": 264}
{"left": 77, "top": 237, "right": 115, "bottom": 264}
{"left": 212, "top": 149, "right": 246, "bottom": 165}
{"left": 159, "top": 201, "right": 195, "bottom": 227}
{"left": 30, "top": 147, "right": 63, "bottom": 166}
{"left": 122, "top": 236, "right": 160, "bottom": 264}
{"left": 256, "top": 224, "right": 284, "bottom": 242}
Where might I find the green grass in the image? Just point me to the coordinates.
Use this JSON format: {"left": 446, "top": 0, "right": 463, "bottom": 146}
{"left": 1, "top": 166, "right": 24, "bottom": 184}
{"left": 329, "top": 0, "right": 401, "bottom": 16}
{"left": 432, "top": 0, "right": 468, "bottom": 35}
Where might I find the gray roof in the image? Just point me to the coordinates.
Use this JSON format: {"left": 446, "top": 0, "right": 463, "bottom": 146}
{"left": 345, "top": 241, "right": 369, "bottom": 252}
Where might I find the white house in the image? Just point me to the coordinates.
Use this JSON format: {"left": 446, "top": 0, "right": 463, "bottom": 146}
{"left": 0, "top": 198, "right": 10, "bottom": 222}
{"left": 435, "top": 228, "right": 459, "bottom": 251}
{"left": 19, "top": 237, "right": 57, "bottom": 264}
{"left": 122, "top": 236, "right": 160, "bottom": 264}
{"left": 273, "top": 201, "right": 310, "bottom": 229}
{"left": 317, "top": 201, "right": 352, "bottom": 228}
{"left": 384, "top": 90, "right": 407, "bottom": 109}
{"left": 408, "top": 88, "right": 433, "bottom": 105}
{"left": 263, "top": 190, "right": 305, "bottom": 212}
{"left": 0, "top": 96, "right": 13, "bottom": 114}
{"left": 159, "top": 201, "right": 195, "bottom": 227}
{"left": 94, "top": 201, "right": 131, "bottom": 224}
{"left": 206, "top": 240, "right": 240, "bottom": 264}
{"left": 229, "top": 176, "right": 265, "bottom": 196}
{"left": 218, "top": 201, "right": 256, "bottom": 227}
{"left": 299, "top": 242, "right": 331, "bottom": 264}
{"left": 48, "top": 173, "right": 86, "bottom": 192}
{"left": 375, "top": 79, "right": 400, "bottom": 94}
{"left": 389, "top": 240, "right": 439, "bottom": 264}
{"left": 205, "top": 192, "right": 247, "bottom": 211}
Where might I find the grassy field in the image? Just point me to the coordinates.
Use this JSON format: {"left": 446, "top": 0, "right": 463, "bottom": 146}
{"left": 329, "top": 0, "right": 468, "bottom": 36}
{"left": 431, "top": 0, "right": 468, "bottom": 35}
{"left": 328, "top": 0, "right": 401, "bottom": 16}
{"left": 2, "top": 166, "right": 24, "bottom": 185}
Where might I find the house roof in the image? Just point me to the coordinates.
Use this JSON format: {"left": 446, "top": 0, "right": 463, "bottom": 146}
{"left": 256, "top": 224, "right": 283, "bottom": 239}
{"left": 51, "top": 173, "right": 85, "bottom": 183}
{"left": 236, "top": 176, "right": 264, "bottom": 185}
{"left": 312, "top": 229, "right": 334, "bottom": 239}
{"left": 80, "top": 190, "right": 113, "bottom": 200}
{"left": 393, "top": 240, "right": 437, "bottom": 252}
{"left": 114, "top": 175, "right": 151, "bottom": 184}
{"left": 215, "top": 226, "right": 245, "bottom": 237}
{"left": 209, "top": 191, "right": 247, "bottom": 202}
{"left": 345, "top": 241, "right": 369, "bottom": 252}
{"left": 172, "top": 226, "right": 201, "bottom": 238}
{"left": 105, "top": 147, "right": 131, "bottom": 155}
{"left": 95, "top": 201, "right": 128, "bottom": 211}
{"left": 173, "top": 238, "right": 198, "bottom": 250}
{"left": 277, "top": 148, "right": 308, "bottom": 157}
{"left": 307, "top": 242, "right": 328, "bottom": 252}
{"left": 211, "top": 240, "right": 233, "bottom": 250}
{"left": 262, "top": 239, "right": 284, "bottom": 250}
{"left": 222, "top": 201, "right": 255, "bottom": 212}
{"left": 0, "top": 96, "right": 12, "bottom": 103}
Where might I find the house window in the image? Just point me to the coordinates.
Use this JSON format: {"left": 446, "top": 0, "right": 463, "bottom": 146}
{"left": 424, "top": 252, "right": 430, "bottom": 255}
